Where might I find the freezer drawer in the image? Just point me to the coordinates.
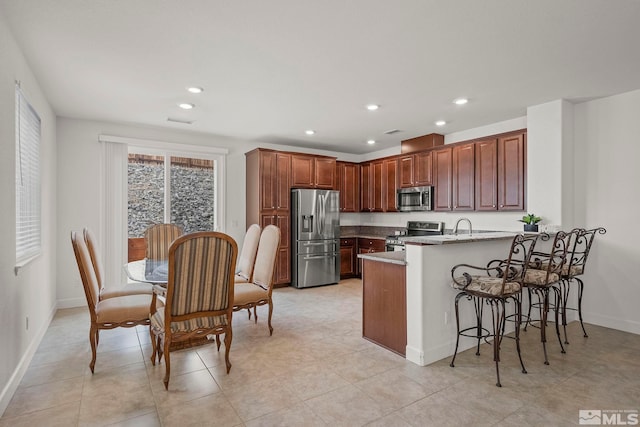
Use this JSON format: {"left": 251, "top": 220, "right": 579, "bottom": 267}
{"left": 292, "top": 253, "right": 339, "bottom": 288}
{"left": 297, "top": 240, "right": 338, "bottom": 255}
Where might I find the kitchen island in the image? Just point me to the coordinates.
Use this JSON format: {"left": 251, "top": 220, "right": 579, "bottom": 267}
{"left": 358, "top": 232, "right": 518, "bottom": 366}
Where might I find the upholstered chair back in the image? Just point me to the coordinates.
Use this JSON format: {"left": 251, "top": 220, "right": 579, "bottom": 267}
{"left": 166, "top": 232, "right": 237, "bottom": 318}
{"left": 83, "top": 228, "right": 105, "bottom": 290}
{"left": 235, "top": 224, "right": 261, "bottom": 281}
{"left": 252, "top": 225, "right": 281, "bottom": 291}
{"left": 144, "top": 223, "right": 183, "bottom": 260}
{"left": 71, "top": 232, "right": 101, "bottom": 311}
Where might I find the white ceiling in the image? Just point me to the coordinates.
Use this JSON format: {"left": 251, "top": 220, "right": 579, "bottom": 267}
{"left": 2, "top": 0, "right": 640, "bottom": 154}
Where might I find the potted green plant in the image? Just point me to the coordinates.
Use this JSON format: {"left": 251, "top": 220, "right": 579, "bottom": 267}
{"left": 519, "top": 214, "right": 542, "bottom": 232}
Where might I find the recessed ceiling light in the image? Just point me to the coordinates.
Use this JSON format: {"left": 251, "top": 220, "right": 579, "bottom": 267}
{"left": 366, "top": 104, "right": 379, "bottom": 111}
{"left": 453, "top": 98, "right": 468, "bottom": 105}
{"left": 178, "top": 103, "right": 195, "bottom": 110}
{"left": 367, "top": 139, "right": 376, "bottom": 145}
{"left": 435, "top": 120, "right": 446, "bottom": 126}
{"left": 305, "top": 130, "right": 315, "bottom": 135}
{"left": 186, "top": 87, "right": 204, "bottom": 94}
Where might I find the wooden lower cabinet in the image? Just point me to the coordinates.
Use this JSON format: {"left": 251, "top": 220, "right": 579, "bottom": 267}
{"left": 339, "top": 238, "right": 357, "bottom": 279}
{"left": 362, "top": 259, "right": 407, "bottom": 356}
{"left": 260, "top": 213, "right": 290, "bottom": 286}
{"left": 357, "top": 238, "right": 385, "bottom": 277}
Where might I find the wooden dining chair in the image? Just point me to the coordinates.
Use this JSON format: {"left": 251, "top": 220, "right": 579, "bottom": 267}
{"left": 83, "top": 228, "right": 152, "bottom": 298}
{"left": 235, "top": 224, "right": 261, "bottom": 283}
{"left": 71, "top": 231, "right": 152, "bottom": 373}
{"left": 144, "top": 223, "right": 183, "bottom": 260}
{"left": 233, "top": 225, "right": 281, "bottom": 335}
{"left": 149, "top": 231, "right": 238, "bottom": 389}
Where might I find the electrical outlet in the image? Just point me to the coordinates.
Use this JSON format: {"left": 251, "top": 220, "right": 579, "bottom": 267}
{"left": 26, "top": 316, "right": 29, "bottom": 330}
{"left": 444, "top": 311, "right": 449, "bottom": 325}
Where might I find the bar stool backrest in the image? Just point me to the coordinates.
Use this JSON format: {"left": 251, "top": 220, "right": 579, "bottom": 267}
{"left": 565, "top": 227, "right": 607, "bottom": 278}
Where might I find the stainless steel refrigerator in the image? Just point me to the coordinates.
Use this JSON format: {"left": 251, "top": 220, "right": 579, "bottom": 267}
{"left": 291, "top": 189, "right": 340, "bottom": 288}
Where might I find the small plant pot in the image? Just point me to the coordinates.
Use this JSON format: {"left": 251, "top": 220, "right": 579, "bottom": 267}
{"left": 523, "top": 224, "right": 539, "bottom": 232}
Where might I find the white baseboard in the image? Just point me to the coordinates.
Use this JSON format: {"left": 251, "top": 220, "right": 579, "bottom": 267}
{"left": 584, "top": 312, "right": 640, "bottom": 335}
{"left": 56, "top": 297, "right": 85, "bottom": 309}
{"left": 0, "top": 303, "right": 57, "bottom": 417}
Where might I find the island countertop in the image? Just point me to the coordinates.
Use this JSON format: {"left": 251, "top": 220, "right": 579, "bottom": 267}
{"left": 357, "top": 250, "right": 406, "bottom": 265}
{"left": 402, "top": 231, "right": 517, "bottom": 245}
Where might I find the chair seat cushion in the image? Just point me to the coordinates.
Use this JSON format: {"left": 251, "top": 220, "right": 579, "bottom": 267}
{"left": 453, "top": 276, "right": 521, "bottom": 296}
{"left": 537, "top": 261, "right": 584, "bottom": 277}
{"left": 95, "top": 294, "right": 151, "bottom": 324}
{"left": 150, "top": 309, "right": 228, "bottom": 334}
{"left": 234, "top": 283, "right": 268, "bottom": 306}
{"left": 101, "top": 282, "right": 152, "bottom": 299}
{"left": 524, "top": 268, "right": 560, "bottom": 286}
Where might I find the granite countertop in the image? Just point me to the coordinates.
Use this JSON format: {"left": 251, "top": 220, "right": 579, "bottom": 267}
{"left": 357, "top": 250, "right": 406, "bottom": 265}
{"left": 403, "top": 231, "right": 517, "bottom": 245}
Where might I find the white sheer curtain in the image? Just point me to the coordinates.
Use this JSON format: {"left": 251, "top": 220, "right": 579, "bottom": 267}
{"left": 100, "top": 139, "right": 128, "bottom": 287}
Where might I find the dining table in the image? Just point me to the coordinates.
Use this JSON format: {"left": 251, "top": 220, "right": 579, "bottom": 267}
{"left": 124, "top": 258, "right": 168, "bottom": 285}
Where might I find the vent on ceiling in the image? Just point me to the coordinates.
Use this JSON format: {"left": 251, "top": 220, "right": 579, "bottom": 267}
{"left": 384, "top": 129, "right": 402, "bottom": 135}
{"left": 167, "top": 117, "right": 193, "bottom": 124}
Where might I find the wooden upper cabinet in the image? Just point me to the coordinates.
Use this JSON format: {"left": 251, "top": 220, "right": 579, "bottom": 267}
{"left": 475, "top": 138, "right": 499, "bottom": 210}
{"left": 399, "top": 151, "right": 433, "bottom": 188}
{"left": 258, "top": 151, "right": 291, "bottom": 211}
{"left": 498, "top": 133, "right": 526, "bottom": 210}
{"left": 371, "top": 160, "right": 385, "bottom": 212}
{"left": 360, "top": 162, "right": 372, "bottom": 212}
{"left": 291, "top": 154, "right": 336, "bottom": 189}
{"left": 337, "top": 161, "right": 360, "bottom": 212}
{"left": 452, "top": 143, "right": 475, "bottom": 211}
{"left": 433, "top": 147, "right": 453, "bottom": 211}
{"left": 398, "top": 156, "right": 414, "bottom": 187}
{"left": 384, "top": 158, "right": 398, "bottom": 212}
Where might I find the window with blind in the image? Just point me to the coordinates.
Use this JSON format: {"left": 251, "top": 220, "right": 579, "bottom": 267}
{"left": 15, "top": 86, "right": 41, "bottom": 266}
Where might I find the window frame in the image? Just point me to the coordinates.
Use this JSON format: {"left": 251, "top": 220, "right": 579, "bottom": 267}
{"left": 15, "top": 85, "right": 42, "bottom": 269}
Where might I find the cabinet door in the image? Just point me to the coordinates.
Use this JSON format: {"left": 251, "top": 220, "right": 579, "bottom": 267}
{"left": 475, "top": 138, "right": 498, "bottom": 211}
{"left": 360, "top": 163, "right": 372, "bottom": 212}
{"left": 371, "top": 160, "right": 385, "bottom": 212}
{"left": 314, "top": 157, "right": 336, "bottom": 189}
{"left": 433, "top": 147, "right": 453, "bottom": 211}
{"left": 338, "top": 162, "right": 360, "bottom": 212}
{"left": 259, "top": 151, "right": 277, "bottom": 211}
{"left": 260, "top": 213, "right": 290, "bottom": 285}
{"left": 384, "top": 159, "right": 398, "bottom": 212}
{"left": 398, "top": 156, "right": 414, "bottom": 188}
{"left": 291, "top": 154, "right": 314, "bottom": 188}
{"left": 340, "top": 238, "right": 356, "bottom": 278}
{"left": 498, "top": 133, "right": 525, "bottom": 211}
{"left": 414, "top": 151, "right": 433, "bottom": 186}
{"left": 275, "top": 153, "right": 291, "bottom": 210}
{"left": 452, "top": 143, "right": 475, "bottom": 211}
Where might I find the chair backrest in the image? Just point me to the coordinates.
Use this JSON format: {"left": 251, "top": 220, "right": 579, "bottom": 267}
{"left": 495, "top": 233, "right": 540, "bottom": 294}
{"left": 530, "top": 230, "right": 574, "bottom": 282}
{"left": 252, "top": 225, "right": 281, "bottom": 291}
{"left": 144, "top": 223, "right": 183, "bottom": 260}
{"left": 166, "top": 232, "right": 238, "bottom": 319}
{"left": 235, "top": 224, "right": 261, "bottom": 280}
{"left": 70, "top": 231, "right": 101, "bottom": 315}
{"left": 83, "top": 228, "right": 105, "bottom": 291}
{"left": 566, "top": 227, "right": 607, "bottom": 277}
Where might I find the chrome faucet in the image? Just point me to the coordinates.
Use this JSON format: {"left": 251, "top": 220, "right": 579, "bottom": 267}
{"left": 453, "top": 218, "right": 473, "bottom": 236}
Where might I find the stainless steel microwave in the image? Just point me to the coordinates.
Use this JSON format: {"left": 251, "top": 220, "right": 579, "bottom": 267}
{"left": 397, "top": 186, "right": 433, "bottom": 211}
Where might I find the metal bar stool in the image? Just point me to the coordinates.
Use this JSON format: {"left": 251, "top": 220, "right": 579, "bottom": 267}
{"left": 450, "top": 233, "right": 540, "bottom": 387}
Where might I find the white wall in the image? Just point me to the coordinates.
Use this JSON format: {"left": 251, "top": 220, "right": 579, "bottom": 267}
{"left": 0, "top": 14, "right": 57, "bottom": 415}
{"left": 574, "top": 89, "right": 640, "bottom": 334}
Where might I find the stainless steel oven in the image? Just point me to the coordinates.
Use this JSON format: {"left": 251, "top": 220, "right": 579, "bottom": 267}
{"left": 385, "top": 220, "right": 444, "bottom": 251}
{"left": 397, "top": 186, "right": 433, "bottom": 211}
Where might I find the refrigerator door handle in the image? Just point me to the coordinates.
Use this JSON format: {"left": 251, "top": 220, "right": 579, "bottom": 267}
{"left": 303, "top": 255, "right": 333, "bottom": 260}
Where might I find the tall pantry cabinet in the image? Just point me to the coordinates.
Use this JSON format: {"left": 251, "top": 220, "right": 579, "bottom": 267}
{"left": 245, "top": 149, "right": 291, "bottom": 285}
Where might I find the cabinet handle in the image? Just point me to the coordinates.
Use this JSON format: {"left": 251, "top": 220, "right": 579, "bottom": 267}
{"left": 500, "top": 204, "right": 504, "bottom": 208}
{"left": 492, "top": 204, "right": 496, "bottom": 208}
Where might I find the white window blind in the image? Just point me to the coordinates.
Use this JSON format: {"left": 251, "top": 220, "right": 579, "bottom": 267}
{"left": 15, "top": 85, "right": 41, "bottom": 266}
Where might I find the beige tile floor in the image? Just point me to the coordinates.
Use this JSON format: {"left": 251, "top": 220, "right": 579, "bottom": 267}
{"left": 2, "top": 278, "right": 639, "bottom": 426}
